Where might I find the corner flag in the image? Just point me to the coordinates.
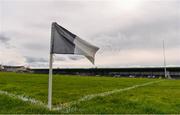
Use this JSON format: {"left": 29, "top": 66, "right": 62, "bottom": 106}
{"left": 51, "top": 22, "right": 99, "bottom": 64}
{"left": 48, "top": 22, "right": 99, "bottom": 110}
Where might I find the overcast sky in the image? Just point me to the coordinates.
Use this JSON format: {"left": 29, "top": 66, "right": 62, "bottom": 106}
{"left": 0, "top": 0, "right": 180, "bottom": 68}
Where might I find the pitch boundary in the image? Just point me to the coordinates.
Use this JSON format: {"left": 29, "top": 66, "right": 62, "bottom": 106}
{"left": 53, "top": 80, "right": 163, "bottom": 112}
{"left": 0, "top": 80, "right": 163, "bottom": 112}
{"left": 0, "top": 90, "right": 47, "bottom": 108}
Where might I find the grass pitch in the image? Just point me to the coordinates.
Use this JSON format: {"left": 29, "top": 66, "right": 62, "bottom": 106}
{"left": 0, "top": 72, "right": 179, "bottom": 114}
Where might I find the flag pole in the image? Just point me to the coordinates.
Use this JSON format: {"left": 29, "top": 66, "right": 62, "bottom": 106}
{"left": 48, "top": 53, "right": 53, "bottom": 110}
{"left": 163, "top": 40, "right": 167, "bottom": 78}
{"left": 48, "top": 23, "right": 54, "bottom": 110}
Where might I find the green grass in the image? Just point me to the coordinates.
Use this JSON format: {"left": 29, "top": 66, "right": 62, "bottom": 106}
{"left": 73, "top": 80, "right": 180, "bottom": 114}
{"left": 0, "top": 72, "right": 179, "bottom": 114}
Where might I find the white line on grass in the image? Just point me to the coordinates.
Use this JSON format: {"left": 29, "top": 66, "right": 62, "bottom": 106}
{"left": 0, "top": 80, "right": 162, "bottom": 112}
{"left": 0, "top": 90, "right": 47, "bottom": 108}
{"left": 53, "top": 80, "right": 162, "bottom": 112}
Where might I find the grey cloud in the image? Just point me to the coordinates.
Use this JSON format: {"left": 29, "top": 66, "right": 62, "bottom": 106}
{"left": 92, "top": 1, "right": 180, "bottom": 52}
{"left": 25, "top": 56, "right": 48, "bottom": 63}
{"left": 0, "top": 34, "right": 15, "bottom": 48}
{"left": 54, "top": 55, "right": 84, "bottom": 61}
{"left": 0, "top": 34, "right": 10, "bottom": 44}
{"left": 68, "top": 55, "right": 84, "bottom": 61}
{"left": 29, "top": 63, "right": 49, "bottom": 68}
{"left": 54, "top": 56, "right": 66, "bottom": 61}
{"left": 25, "top": 56, "right": 49, "bottom": 67}
{"left": 23, "top": 43, "right": 48, "bottom": 50}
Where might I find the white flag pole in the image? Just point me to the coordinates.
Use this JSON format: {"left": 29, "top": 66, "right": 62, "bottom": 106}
{"left": 163, "top": 40, "right": 167, "bottom": 78}
{"left": 48, "top": 53, "right": 53, "bottom": 110}
{"left": 48, "top": 23, "right": 54, "bottom": 110}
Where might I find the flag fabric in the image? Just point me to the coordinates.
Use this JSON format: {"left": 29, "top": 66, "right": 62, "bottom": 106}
{"left": 51, "top": 22, "right": 99, "bottom": 64}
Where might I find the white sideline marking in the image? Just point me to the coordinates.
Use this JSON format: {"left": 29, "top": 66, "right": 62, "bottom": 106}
{"left": 0, "top": 80, "right": 162, "bottom": 112}
{"left": 0, "top": 90, "right": 47, "bottom": 108}
{"left": 53, "top": 80, "right": 162, "bottom": 111}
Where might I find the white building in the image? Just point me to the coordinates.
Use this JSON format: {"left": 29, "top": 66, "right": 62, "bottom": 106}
{"left": 0, "top": 65, "right": 4, "bottom": 70}
{"left": 2, "top": 65, "right": 27, "bottom": 72}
